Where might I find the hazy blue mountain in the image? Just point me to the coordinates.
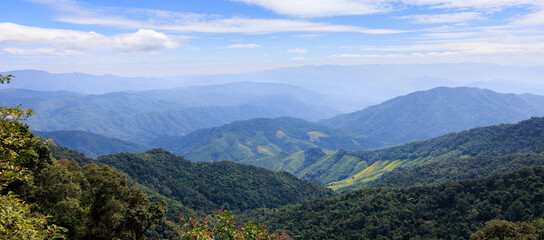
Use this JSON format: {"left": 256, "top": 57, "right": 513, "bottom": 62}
{"left": 6, "top": 64, "right": 544, "bottom": 112}
{"left": 164, "top": 63, "right": 544, "bottom": 111}
{"left": 1, "top": 70, "right": 177, "bottom": 94}
{"left": 0, "top": 82, "right": 339, "bottom": 143}
{"left": 35, "top": 130, "right": 150, "bottom": 158}
{"left": 150, "top": 117, "right": 382, "bottom": 164}
{"left": 320, "top": 87, "right": 544, "bottom": 145}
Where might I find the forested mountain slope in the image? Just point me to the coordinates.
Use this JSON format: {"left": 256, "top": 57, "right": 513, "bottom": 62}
{"left": 320, "top": 87, "right": 544, "bottom": 145}
{"left": 0, "top": 82, "right": 338, "bottom": 143}
{"left": 247, "top": 167, "right": 544, "bottom": 239}
{"left": 36, "top": 130, "right": 150, "bottom": 158}
{"left": 150, "top": 117, "right": 382, "bottom": 163}
{"left": 94, "top": 149, "right": 335, "bottom": 213}
{"left": 375, "top": 152, "right": 544, "bottom": 187}
{"left": 274, "top": 117, "right": 544, "bottom": 192}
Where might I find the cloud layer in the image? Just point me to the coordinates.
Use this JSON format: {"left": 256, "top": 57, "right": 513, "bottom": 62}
{"left": 233, "top": 0, "right": 542, "bottom": 17}
{"left": 0, "top": 22, "right": 178, "bottom": 54}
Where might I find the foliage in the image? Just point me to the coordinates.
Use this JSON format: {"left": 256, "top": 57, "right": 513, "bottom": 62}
{"left": 246, "top": 167, "right": 544, "bottom": 239}
{"left": 94, "top": 149, "right": 335, "bottom": 216}
{"left": 0, "top": 74, "right": 13, "bottom": 84}
{"left": 1, "top": 74, "right": 166, "bottom": 239}
{"left": 176, "top": 210, "right": 291, "bottom": 240}
{"left": 46, "top": 142, "right": 93, "bottom": 165}
{"left": 471, "top": 219, "right": 543, "bottom": 240}
{"left": 377, "top": 152, "right": 544, "bottom": 187}
{"left": 0, "top": 193, "right": 66, "bottom": 240}
{"left": 29, "top": 161, "right": 167, "bottom": 240}
{"left": 0, "top": 74, "right": 65, "bottom": 239}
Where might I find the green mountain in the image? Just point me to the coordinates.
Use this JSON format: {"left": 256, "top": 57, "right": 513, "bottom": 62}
{"left": 320, "top": 87, "right": 544, "bottom": 145}
{"left": 94, "top": 149, "right": 335, "bottom": 214}
{"left": 272, "top": 117, "right": 544, "bottom": 192}
{"left": 150, "top": 117, "right": 381, "bottom": 164}
{"left": 0, "top": 82, "right": 339, "bottom": 143}
{"left": 375, "top": 152, "right": 544, "bottom": 187}
{"left": 247, "top": 166, "right": 544, "bottom": 239}
{"left": 35, "top": 130, "right": 150, "bottom": 158}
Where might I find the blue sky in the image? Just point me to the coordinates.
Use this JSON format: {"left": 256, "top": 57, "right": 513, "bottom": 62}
{"left": 1, "top": 0, "right": 543, "bottom": 76}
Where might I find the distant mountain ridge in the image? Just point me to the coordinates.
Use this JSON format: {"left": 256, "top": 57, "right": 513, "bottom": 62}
{"left": 2, "top": 70, "right": 175, "bottom": 94}
{"left": 150, "top": 117, "right": 382, "bottom": 163}
{"left": 0, "top": 82, "right": 339, "bottom": 143}
{"left": 35, "top": 130, "right": 150, "bottom": 158}
{"left": 320, "top": 87, "right": 544, "bottom": 145}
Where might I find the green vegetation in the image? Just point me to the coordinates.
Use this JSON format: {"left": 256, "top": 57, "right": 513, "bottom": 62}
{"left": 176, "top": 210, "right": 291, "bottom": 240}
{"left": 0, "top": 74, "right": 67, "bottom": 239}
{"left": 150, "top": 117, "right": 379, "bottom": 164}
{"left": 1, "top": 75, "right": 166, "bottom": 239}
{"left": 471, "top": 219, "right": 544, "bottom": 240}
{"left": 376, "top": 152, "right": 544, "bottom": 187}
{"left": 245, "top": 167, "right": 544, "bottom": 239}
{"left": 94, "top": 149, "right": 336, "bottom": 214}
{"left": 271, "top": 117, "right": 544, "bottom": 192}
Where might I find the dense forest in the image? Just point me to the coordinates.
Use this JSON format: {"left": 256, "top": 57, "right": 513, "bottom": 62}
{"left": 93, "top": 149, "right": 335, "bottom": 214}
{"left": 246, "top": 166, "right": 544, "bottom": 239}
{"left": 376, "top": 152, "right": 544, "bottom": 187}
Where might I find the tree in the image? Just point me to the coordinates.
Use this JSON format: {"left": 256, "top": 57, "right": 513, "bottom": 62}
{"left": 176, "top": 210, "right": 291, "bottom": 240}
{"left": 471, "top": 219, "right": 540, "bottom": 240}
{"left": 0, "top": 74, "right": 66, "bottom": 239}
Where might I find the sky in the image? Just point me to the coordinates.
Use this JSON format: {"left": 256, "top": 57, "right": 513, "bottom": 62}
{"left": 1, "top": 0, "right": 543, "bottom": 77}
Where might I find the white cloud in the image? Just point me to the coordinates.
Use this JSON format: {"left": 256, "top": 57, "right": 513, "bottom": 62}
{"left": 0, "top": 47, "right": 85, "bottom": 56}
{"left": 288, "top": 48, "right": 308, "bottom": 53}
{"left": 232, "top": 0, "right": 392, "bottom": 17}
{"left": 0, "top": 22, "right": 179, "bottom": 53}
{"left": 292, "top": 34, "right": 325, "bottom": 38}
{"left": 56, "top": 15, "right": 404, "bottom": 34}
{"left": 400, "top": 12, "right": 483, "bottom": 24}
{"left": 233, "top": 0, "right": 542, "bottom": 17}
{"left": 402, "top": 0, "right": 539, "bottom": 11}
{"left": 510, "top": 8, "right": 544, "bottom": 26}
{"left": 222, "top": 43, "right": 261, "bottom": 49}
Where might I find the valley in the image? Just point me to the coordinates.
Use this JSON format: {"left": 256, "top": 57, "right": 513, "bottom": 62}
{"left": 3, "top": 68, "right": 544, "bottom": 239}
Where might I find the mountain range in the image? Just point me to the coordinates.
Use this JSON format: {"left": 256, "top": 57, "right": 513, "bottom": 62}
{"left": 35, "top": 130, "right": 150, "bottom": 158}
{"left": 276, "top": 117, "right": 544, "bottom": 192}
{"left": 320, "top": 86, "right": 544, "bottom": 145}
{"left": 150, "top": 117, "right": 381, "bottom": 163}
{"left": 0, "top": 82, "right": 338, "bottom": 143}
{"left": 6, "top": 64, "right": 544, "bottom": 112}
